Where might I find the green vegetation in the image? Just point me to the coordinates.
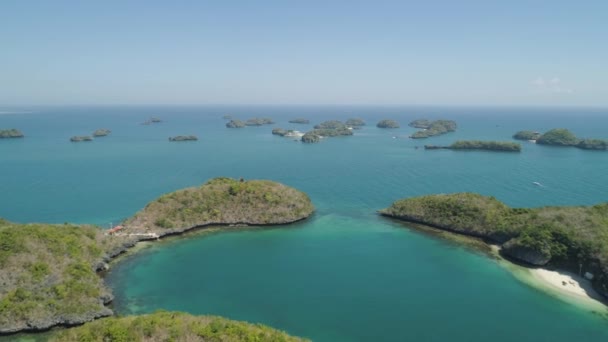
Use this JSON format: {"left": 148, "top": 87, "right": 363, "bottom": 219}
{"left": 345, "top": 118, "right": 366, "bottom": 127}
{"left": 245, "top": 118, "right": 274, "bottom": 126}
{"left": 0, "top": 129, "right": 24, "bottom": 138}
{"left": 289, "top": 118, "right": 310, "bottom": 124}
{"left": 50, "top": 311, "right": 307, "bottom": 342}
{"left": 70, "top": 136, "right": 93, "bottom": 142}
{"left": 577, "top": 139, "right": 608, "bottom": 150}
{"left": 301, "top": 122, "right": 353, "bottom": 143}
{"left": 380, "top": 193, "right": 608, "bottom": 297}
{"left": 536, "top": 128, "right": 579, "bottom": 146}
{"left": 376, "top": 119, "right": 400, "bottom": 128}
{"left": 125, "top": 177, "right": 314, "bottom": 234}
{"left": 410, "top": 120, "right": 457, "bottom": 138}
{"left": 513, "top": 130, "right": 541, "bottom": 140}
{"left": 226, "top": 120, "right": 246, "bottom": 128}
{"left": 169, "top": 135, "right": 198, "bottom": 141}
{"left": 0, "top": 220, "right": 126, "bottom": 333}
{"left": 92, "top": 129, "right": 111, "bottom": 137}
{"left": 272, "top": 128, "right": 288, "bottom": 136}
{"left": 408, "top": 119, "right": 432, "bottom": 129}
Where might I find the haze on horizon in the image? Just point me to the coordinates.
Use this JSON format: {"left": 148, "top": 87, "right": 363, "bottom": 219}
{"left": 1, "top": 1, "right": 607, "bottom": 107}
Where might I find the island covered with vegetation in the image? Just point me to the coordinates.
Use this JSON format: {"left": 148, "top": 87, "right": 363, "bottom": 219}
{"left": 409, "top": 119, "right": 457, "bottom": 139}
{"left": 376, "top": 119, "right": 400, "bottom": 128}
{"left": 0, "top": 178, "right": 314, "bottom": 335}
{"left": 92, "top": 129, "right": 111, "bottom": 137}
{"left": 272, "top": 128, "right": 303, "bottom": 138}
{"left": 299, "top": 121, "right": 354, "bottom": 143}
{"left": 425, "top": 140, "right": 521, "bottom": 152}
{"left": 345, "top": 118, "right": 366, "bottom": 128}
{"left": 245, "top": 118, "right": 275, "bottom": 126}
{"left": 513, "top": 128, "right": 608, "bottom": 150}
{"left": 50, "top": 311, "right": 307, "bottom": 342}
{"left": 380, "top": 193, "right": 608, "bottom": 298}
{"left": 226, "top": 119, "right": 246, "bottom": 128}
{"left": 0, "top": 129, "right": 24, "bottom": 139}
{"left": 168, "top": 135, "right": 198, "bottom": 141}
{"left": 513, "top": 130, "right": 541, "bottom": 141}
{"left": 70, "top": 136, "right": 93, "bottom": 142}
{"left": 289, "top": 118, "right": 310, "bottom": 124}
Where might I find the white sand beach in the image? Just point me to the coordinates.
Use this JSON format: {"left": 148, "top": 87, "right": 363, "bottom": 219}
{"left": 530, "top": 268, "right": 598, "bottom": 300}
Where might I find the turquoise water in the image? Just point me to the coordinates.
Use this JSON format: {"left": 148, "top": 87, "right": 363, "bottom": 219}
{"left": 2, "top": 106, "right": 608, "bottom": 341}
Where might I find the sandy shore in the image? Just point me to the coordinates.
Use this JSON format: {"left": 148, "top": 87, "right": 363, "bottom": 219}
{"left": 530, "top": 269, "right": 600, "bottom": 300}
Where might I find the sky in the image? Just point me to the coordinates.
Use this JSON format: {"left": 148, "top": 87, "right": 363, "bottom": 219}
{"left": 1, "top": 1, "right": 607, "bottom": 106}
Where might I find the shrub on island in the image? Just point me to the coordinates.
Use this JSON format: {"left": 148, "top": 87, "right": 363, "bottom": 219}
{"left": 376, "top": 119, "right": 400, "bottom": 128}
{"left": 0, "top": 129, "right": 24, "bottom": 138}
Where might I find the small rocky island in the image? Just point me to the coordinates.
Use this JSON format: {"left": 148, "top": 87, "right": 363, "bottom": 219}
{"left": 425, "top": 140, "right": 521, "bottom": 152}
{"left": 272, "top": 128, "right": 303, "bottom": 138}
{"left": 245, "top": 117, "right": 275, "bottom": 126}
{"left": 0, "top": 178, "right": 314, "bottom": 334}
{"left": 0, "top": 129, "right": 24, "bottom": 139}
{"left": 289, "top": 118, "right": 310, "bottom": 124}
{"left": 226, "top": 119, "right": 246, "bottom": 128}
{"left": 70, "top": 136, "right": 93, "bottom": 142}
{"left": 380, "top": 193, "right": 608, "bottom": 299}
{"left": 409, "top": 119, "right": 457, "bottom": 138}
{"left": 92, "top": 129, "right": 111, "bottom": 137}
{"left": 142, "top": 117, "right": 162, "bottom": 125}
{"left": 376, "top": 119, "right": 400, "bottom": 128}
{"left": 345, "top": 118, "right": 366, "bottom": 128}
{"left": 50, "top": 311, "right": 305, "bottom": 342}
{"left": 169, "top": 135, "right": 198, "bottom": 141}
{"left": 301, "top": 121, "right": 353, "bottom": 143}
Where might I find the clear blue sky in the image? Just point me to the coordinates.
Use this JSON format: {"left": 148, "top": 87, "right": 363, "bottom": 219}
{"left": 1, "top": 1, "right": 607, "bottom": 106}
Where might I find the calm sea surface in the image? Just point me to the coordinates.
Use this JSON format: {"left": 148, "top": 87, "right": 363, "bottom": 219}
{"left": 2, "top": 106, "right": 608, "bottom": 341}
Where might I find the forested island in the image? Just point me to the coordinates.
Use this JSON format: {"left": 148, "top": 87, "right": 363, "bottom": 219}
{"left": 70, "top": 136, "right": 93, "bottom": 142}
{"left": 0, "top": 129, "right": 24, "bottom": 139}
{"left": 226, "top": 119, "right": 246, "bottom": 128}
{"left": 50, "top": 311, "right": 306, "bottom": 341}
{"left": 345, "top": 118, "right": 366, "bottom": 128}
{"left": 376, "top": 119, "right": 400, "bottom": 128}
{"left": 301, "top": 121, "right": 353, "bottom": 143}
{"left": 92, "top": 129, "right": 111, "bottom": 137}
{"left": 0, "top": 178, "right": 314, "bottom": 334}
{"left": 409, "top": 119, "right": 457, "bottom": 139}
{"left": 514, "top": 128, "right": 607, "bottom": 150}
{"left": 380, "top": 193, "right": 608, "bottom": 299}
{"left": 168, "top": 135, "right": 198, "bottom": 141}
{"left": 425, "top": 140, "right": 521, "bottom": 152}
{"left": 289, "top": 118, "right": 310, "bottom": 124}
{"left": 245, "top": 118, "right": 275, "bottom": 126}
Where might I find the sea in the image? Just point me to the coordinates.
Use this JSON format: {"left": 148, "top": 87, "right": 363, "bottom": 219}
{"left": 1, "top": 105, "right": 608, "bottom": 341}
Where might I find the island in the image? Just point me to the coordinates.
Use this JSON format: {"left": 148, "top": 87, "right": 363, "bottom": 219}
{"left": 92, "top": 129, "right": 111, "bottom": 137}
{"left": 345, "top": 118, "right": 366, "bottom": 128}
{"left": 424, "top": 140, "right": 521, "bottom": 152}
{"left": 141, "top": 117, "right": 162, "bottom": 125}
{"left": 513, "top": 130, "right": 541, "bottom": 141}
{"left": 379, "top": 193, "right": 608, "bottom": 299}
{"left": 300, "top": 127, "right": 353, "bottom": 144}
{"left": 517, "top": 128, "right": 608, "bottom": 151}
{"left": 70, "top": 136, "right": 93, "bottom": 142}
{"left": 168, "top": 135, "right": 198, "bottom": 141}
{"left": 314, "top": 120, "right": 347, "bottom": 130}
{"left": 409, "top": 119, "right": 457, "bottom": 138}
{"left": 226, "top": 119, "right": 246, "bottom": 128}
{"left": 408, "top": 119, "right": 432, "bottom": 129}
{"left": 376, "top": 119, "right": 400, "bottom": 128}
{"left": 0, "top": 178, "right": 314, "bottom": 334}
{"left": 245, "top": 118, "right": 274, "bottom": 126}
{"left": 272, "top": 128, "right": 303, "bottom": 138}
{"left": 50, "top": 311, "right": 306, "bottom": 341}
{"left": 289, "top": 118, "right": 310, "bottom": 124}
{"left": 301, "top": 131, "right": 321, "bottom": 143}
{"left": 0, "top": 129, "right": 24, "bottom": 139}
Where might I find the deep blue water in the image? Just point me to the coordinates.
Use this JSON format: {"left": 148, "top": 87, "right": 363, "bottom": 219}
{"left": 2, "top": 106, "right": 608, "bottom": 341}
